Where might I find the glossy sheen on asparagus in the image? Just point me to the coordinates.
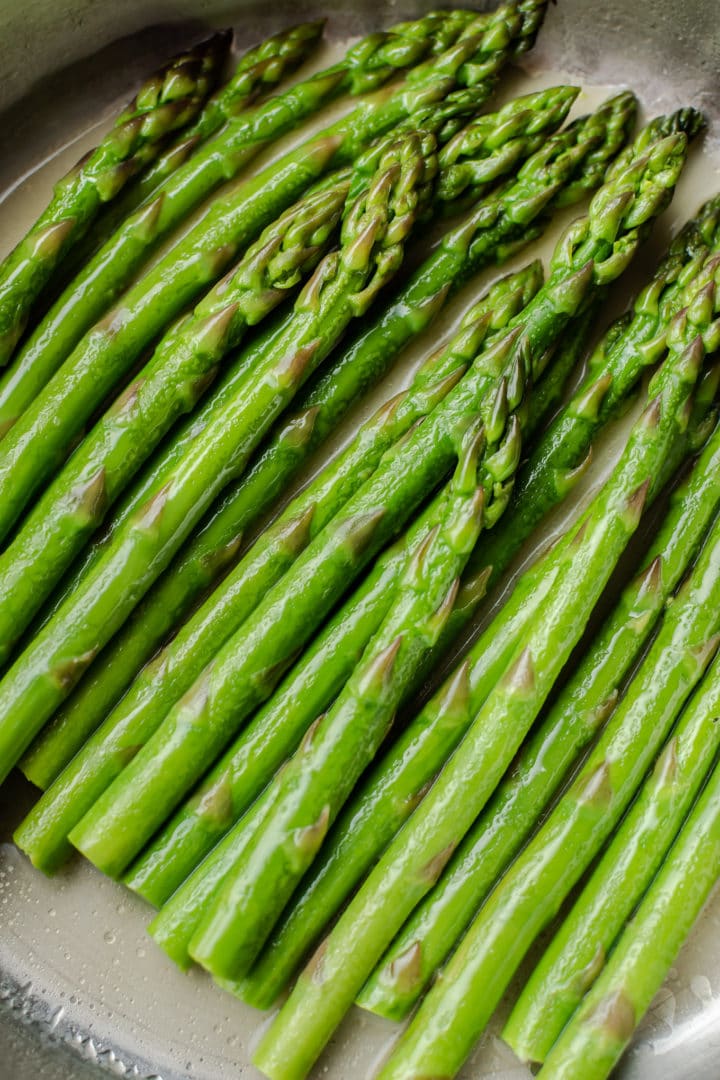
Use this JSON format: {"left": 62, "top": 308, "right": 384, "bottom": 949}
{"left": 190, "top": 416, "right": 500, "bottom": 980}
{"left": 376, "top": 372, "right": 720, "bottom": 1080}
{"left": 19, "top": 82, "right": 582, "bottom": 794}
{"left": 0, "top": 21, "right": 325, "bottom": 431}
{"left": 67, "top": 115, "right": 692, "bottom": 889}
{"left": 0, "top": 31, "right": 230, "bottom": 370}
{"left": 16, "top": 265, "right": 542, "bottom": 878}
{"left": 0, "top": 3, "right": 539, "bottom": 547}
{"left": 506, "top": 566, "right": 720, "bottom": 1062}
{"left": 145, "top": 493, "right": 489, "bottom": 969}
{"left": 233, "top": 310, "right": 602, "bottom": 1010}
{"left": 253, "top": 245, "right": 711, "bottom": 1080}
{"left": 537, "top": 709, "right": 720, "bottom": 1080}
{"left": 0, "top": 130, "right": 432, "bottom": 786}
{"left": 472, "top": 186, "right": 720, "bottom": 586}
{"left": 237, "top": 219, "right": 720, "bottom": 1014}
{"left": 360, "top": 406, "right": 720, "bottom": 1023}
{"left": 144, "top": 318, "right": 596, "bottom": 980}
{"left": 0, "top": 172, "right": 354, "bottom": 667}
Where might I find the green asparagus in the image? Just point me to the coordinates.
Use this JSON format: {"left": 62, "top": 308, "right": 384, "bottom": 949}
{"left": 505, "top": 597, "right": 720, "bottom": 1062}
{"left": 0, "top": 22, "right": 324, "bottom": 429}
{"left": 129, "top": 307, "right": 593, "bottom": 931}
{"left": 236, "top": 163, "right": 719, "bottom": 1018}
{"left": 375, "top": 413, "right": 720, "bottom": 1080}
{"left": 0, "top": 173, "right": 355, "bottom": 667}
{"left": 253, "top": 283, "right": 715, "bottom": 1080}
{"left": 190, "top": 415, "right": 501, "bottom": 980}
{"left": 137, "top": 319, "right": 615, "bottom": 962}
{"left": 94, "top": 24, "right": 326, "bottom": 237}
{"left": 20, "top": 85, "right": 605, "bottom": 790}
{"left": 0, "top": 129, "right": 432, "bottom": 784}
{"left": 537, "top": 717, "right": 720, "bottom": 1080}
{"left": 471, "top": 187, "right": 720, "bottom": 588}
{"left": 235, "top": 352, "right": 585, "bottom": 1007}
{"left": 16, "top": 265, "right": 542, "bottom": 875}
{"left": 0, "top": 3, "right": 535, "bottom": 538}
{"left": 146, "top": 496, "right": 487, "bottom": 968}
{"left": 0, "top": 31, "right": 230, "bottom": 370}
{"left": 67, "top": 117, "right": 692, "bottom": 881}
{"left": 360, "top": 412, "right": 720, "bottom": 1023}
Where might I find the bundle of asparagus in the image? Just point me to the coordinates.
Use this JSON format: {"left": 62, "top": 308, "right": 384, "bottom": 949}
{"left": 19, "top": 82, "right": 588, "bottom": 792}
{"left": 2, "top": 4, "right": 720, "bottom": 1079}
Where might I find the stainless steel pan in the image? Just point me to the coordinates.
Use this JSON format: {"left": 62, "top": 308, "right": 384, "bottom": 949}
{"left": 1, "top": 2, "right": 719, "bottom": 1077}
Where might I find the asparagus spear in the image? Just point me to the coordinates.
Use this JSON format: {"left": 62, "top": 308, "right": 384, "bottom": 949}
{"left": 127, "top": 283, "right": 595, "bottom": 915}
{"left": 16, "top": 264, "right": 541, "bottom": 877}
{"left": 94, "top": 23, "right": 327, "bottom": 236}
{"left": 16, "top": 262, "right": 539, "bottom": 870}
{"left": 19, "top": 84, "right": 604, "bottom": 786}
{"left": 67, "top": 117, "right": 693, "bottom": 881}
{"left": 0, "top": 170, "right": 359, "bottom": 667}
{"left": 359, "top": 411, "right": 720, "bottom": 1023}
{"left": 230, "top": 183, "right": 719, "bottom": 1018}
{"left": 0, "top": 31, "right": 230, "bottom": 370}
{"left": 0, "top": 3, "right": 534, "bottom": 527}
{"left": 145, "top": 493, "right": 482, "bottom": 968}
{"left": 135, "top": 316, "right": 608, "bottom": 961}
{"left": 190, "top": 413, "right": 503, "bottom": 980}
{"left": 471, "top": 189, "right": 720, "bottom": 586}
{"left": 374, "top": 422, "right": 720, "bottom": 1080}
{"left": 0, "top": 22, "right": 325, "bottom": 430}
{"left": 537, "top": 717, "right": 720, "bottom": 1080}
{"left": 252, "top": 292, "right": 714, "bottom": 1080}
{"left": 505, "top": 603, "right": 720, "bottom": 1062}
{"left": 0, "top": 129, "right": 432, "bottom": 785}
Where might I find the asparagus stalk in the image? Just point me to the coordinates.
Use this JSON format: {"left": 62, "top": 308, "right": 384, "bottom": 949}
{"left": 360, "top": 410, "right": 720, "bottom": 1023}
{"left": 24, "top": 83, "right": 582, "bottom": 787}
{"left": 0, "top": 129, "right": 432, "bottom": 785}
{"left": 190, "top": 413, "right": 502, "bottom": 980}
{"left": 86, "top": 136, "right": 710, "bottom": 597}
{"left": 145, "top": 493, "right": 483, "bottom": 968}
{"left": 137, "top": 311, "right": 642, "bottom": 966}
{"left": 252, "top": 286, "right": 715, "bottom": 1080}
{"left": 21, "top": 85, "right": 606, "bottom": 787}
{"left": 94, "top": 24, "right": 327, "bottom": 237}
{"left": 127, "top": 282, "right": 595, "bottom": 915}
{"left": 505, "top": 606, "right": 720, "bottom": 1062}
{"left": 0, "top": 4, "right": 535, "bottom": 540}
{"left": 0, "top": 22, "right": 325, "bottom": 430}
{"left": 67, "top": 117, "right": 692, "bottom": 882}
{"left": 537, "top": 718, "right": 720, "bottom": 1080}
{"left": 0, "top": 171, "right": 359, "bottom": 667}
{"left": 234, "top": 186, "right": 720, "bottom": 1019}
{"left": 374, "top": 417, "right": 720, "bottom": 1080}
{"left": 470, "top": 188, "right": 720, "bottom": 587}
{"left": 16, "top": 265, "right": 542, "bottom": 876}
{"left": 0, "top": 31, "right": 230, "bottom": 370}
{"left": 125, "top": 313, "right": 589, "bottom": 940}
